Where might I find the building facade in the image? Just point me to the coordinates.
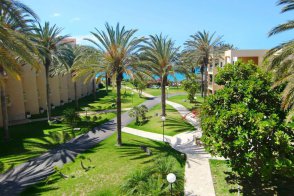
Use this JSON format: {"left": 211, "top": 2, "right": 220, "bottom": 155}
{"left": 0, "top": 38, "right": 95, "bottom": 126}
{"left": 207, "top": 49, "right": 268, "bottom": 94}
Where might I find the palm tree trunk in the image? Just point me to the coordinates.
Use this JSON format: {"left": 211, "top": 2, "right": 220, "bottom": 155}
{"left": 116, "top": 72, "right": 123, "bottom": 146}
{"left": 201, "top": 65, "right": 204, "bottom": 97}
{"left": 45, "top": 60, "right": 51, "bottom": 122}
{"left": 74, "top": 81, "right": 78, "bottom": 110}
{"left": 105, "top": 72, "right": 108, "bottom": 93}
{"left": 1, "top": 82, "right": 9, "bottom": 141}
{"left": 161, "top": 75, "right": 167, "bottom": 116}
{"left": 203, "top": 57, "right": 208, "bottom": 98}
{"left": 93, "top": 78, "right": 96, "bottom": 100}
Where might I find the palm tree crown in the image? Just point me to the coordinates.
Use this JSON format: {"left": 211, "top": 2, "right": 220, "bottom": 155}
{"left": 265, "top": 0, "right": 294, "bottom": 122}
{"left": 141, "top": 34, "right": 179, "bottom": 116}
{"left": 0, "top": 0, "right": 40, "bottom": 140}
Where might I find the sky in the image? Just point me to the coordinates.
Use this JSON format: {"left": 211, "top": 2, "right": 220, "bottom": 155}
{"left": 24, "top": 0, "right": 293, "bottom": 50}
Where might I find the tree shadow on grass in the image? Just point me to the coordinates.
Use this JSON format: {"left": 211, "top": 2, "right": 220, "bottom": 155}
{"left": 165, "top": 117, "right": 195, "bottom": 134}
{"left": 117, "top": 139, "right": 186, "bottom": 167}
{"left": 0, "top": 130, "right": 102, "bottom": 195}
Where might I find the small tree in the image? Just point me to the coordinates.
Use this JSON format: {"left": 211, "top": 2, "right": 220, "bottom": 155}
{"left": 139, "top": 105, "right": 148, "bottom": 123}
{"left": 182, "top": 78, "right": 200, "bottom": 102}
{"left": 201, "top": 61, "right": 294, "bottom": 184}
{"left": 129, "top": 105, "right": 149, "bottom": 125}
{"left": 63, "top": 108, "right": 81, "bottom": 127}
{"left": 137, "top": 82, "right": 146, "bottom": 97}
{"left": 129, "top": 106, "right": 140, "bottom": 124}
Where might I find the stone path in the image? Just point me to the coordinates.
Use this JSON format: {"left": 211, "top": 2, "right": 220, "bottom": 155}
{"left": 122, "top": 100, "right": 216, "bottom": 196}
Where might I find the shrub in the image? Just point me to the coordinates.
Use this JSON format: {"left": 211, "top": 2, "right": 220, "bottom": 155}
{"left": 92, "top": 115, "right": 98, "bottom": 121}
{"left": 98, "top": 83, "right": 104, "bottom": 89}
{"left": 182, "top": 78, "right": 200, "bottom": 102}
{"left": 129, "top": 105, "right": 149, "bottom": 125}
{"left": 120, "top": 157, "right": 184, "bottom": 195}
{"left": 201, "top": 61, "right": 294, "bottom": 183}
{"left": 63, "top": 108, "right": 81, "bottom": 127}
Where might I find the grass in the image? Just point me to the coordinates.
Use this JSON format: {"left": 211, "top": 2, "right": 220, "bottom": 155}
{"left": 168, "top": 94, "right": 204, "bottom": 111}
{"left": 88, "top": 87, "right": 148, "bottom": 110}
{"left": 209, "top": 159, "right": 238, "bottom": 196}
{"left": 31, "top": 88, "right": 147, "bottom": 119}
{"left": 0, "top": 112, "right": 116, "bottom": 174}
{"left": 209, "top": 159, "right": 294, "bottom": 196}
{"left": 144, "top": 86, "right": 186, "bottom": 96}
{"left": 128, "top": 104, "right": 194, "bottom": 136}
{"left": 22, "top": 133, "right": 186, "bottom": 195}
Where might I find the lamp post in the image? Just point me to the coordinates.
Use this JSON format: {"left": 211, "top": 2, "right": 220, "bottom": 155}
{"left": 131, "top": 91, "right": 134, "bottom": 106}
{"left": 161, "top": 116, "right": 166, "bottom": 141}
{"left": 84, "top": 107, "right": 89, "bottom": 117}
{"left": 166, "top": 86, "right": 169, "bottom": 100}
{"left": 167, "top": 173, "right": 176, "bottom": 196}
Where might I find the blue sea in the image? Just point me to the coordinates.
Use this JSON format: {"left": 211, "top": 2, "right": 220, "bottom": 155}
{"left": 102, "top": 68, "right": 200, "bottom": 82}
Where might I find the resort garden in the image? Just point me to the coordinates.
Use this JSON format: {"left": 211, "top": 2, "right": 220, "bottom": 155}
{"left": 0, "top": 0, "right": 293, "bottom": 195}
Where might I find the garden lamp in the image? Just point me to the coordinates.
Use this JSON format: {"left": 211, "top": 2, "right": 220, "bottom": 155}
{"left": 167, "top": 173, "right": 176, "bottom": 196}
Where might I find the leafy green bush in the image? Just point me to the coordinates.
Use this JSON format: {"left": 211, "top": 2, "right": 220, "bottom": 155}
{"left": 129, "top": 105, "right": 149, "bottom": 125}
{"left": 182, "top": 78, "right": 200, "bottom": 102}
{"left": 63, "top": 108, "right": 81, "bottom": 127}
{"left": 201, "top": 61, "right": 294, "bottom": 182}
{"left": 92, "top": 115, "right": 98, "bottom": 121}
{"left": 120, "top": 157, "right": 184, "bottom": 195}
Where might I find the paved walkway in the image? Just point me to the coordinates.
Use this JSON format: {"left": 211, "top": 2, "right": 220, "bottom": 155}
{"left": 124, "top": 86, "right": 155, "bottom": 98}
{"left": 123, "top": 100, "right": 216, "bottom": 196}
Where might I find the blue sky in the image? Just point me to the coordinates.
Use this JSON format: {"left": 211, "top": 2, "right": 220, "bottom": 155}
{"left": 25, "top": 0, "right": 292, "bottom": 50}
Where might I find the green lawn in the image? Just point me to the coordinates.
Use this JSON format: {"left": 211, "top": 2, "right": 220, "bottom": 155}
{"left": 128, "top": 104, "right": 194, "bottom": 136}
{"left": 88, "top": 87, "right": 147, "bottom": 110}
{"left": 209, "top": 159, "right": 238, "bottom": 196}
{"left": 144, "top": 86, "right": 186, "bottom": 96}
{"left": 32, "top": 88, "right": 147, "bottom": 119}
{"left": 0, "top": 112, "right": 116, "bottom": 174}
{"left": 168, "top": 94, "right": 204, "bottom": 111}
{"left": 22, "top": 133, "right": 186, "bottom": 195}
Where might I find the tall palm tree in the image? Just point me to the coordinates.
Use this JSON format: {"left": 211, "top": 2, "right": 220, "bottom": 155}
{"left": 31, "top": 22, "right": 69, "bottom": 122}
{"left": 184, "top": 31, "right": 225, "bottom": 97}
{"left": 86, "top": 23, "right": 144, "bottom": 146}
{"left": 0, "top": 0, "right": 39, "bottom": 140}
{"left": 264, "top": 0, "right": 294, "bottom": 122}
{"left": 66, "top": 45, "right": 103, "bottom": 106}
{"left": 141, "top": 34, "right": 179, "bottom": 116}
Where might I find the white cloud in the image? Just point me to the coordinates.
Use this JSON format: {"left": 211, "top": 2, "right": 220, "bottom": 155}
{"left": 52, "top": 12, "right": 61, "bottom": 17}
{"left": 74, "top": 34, "right": 96, "bottom": 45}
{"left": 70, "top": 17, "right": 81, "bottom": 22}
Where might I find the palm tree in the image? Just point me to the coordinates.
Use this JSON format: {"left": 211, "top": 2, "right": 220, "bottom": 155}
{"left": 184, "top": 31, "right": 225, "bottom": 97}
{"left": 264, "top": 0, "right": 294, "bottom": 122}
{"left": 68, "top": 45, "right": 104, "bottom": 106}
{"left": 86, "top": 23, "right": 144, "bottom": 146}
{"left": 31, "top": 22, "right": 69, "bottom": 122}
{"left": 0, "top": 0, "right": 40, "bottom": 140}
{"left": 141, "top": 34, "right": 179, "bottom": 116}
